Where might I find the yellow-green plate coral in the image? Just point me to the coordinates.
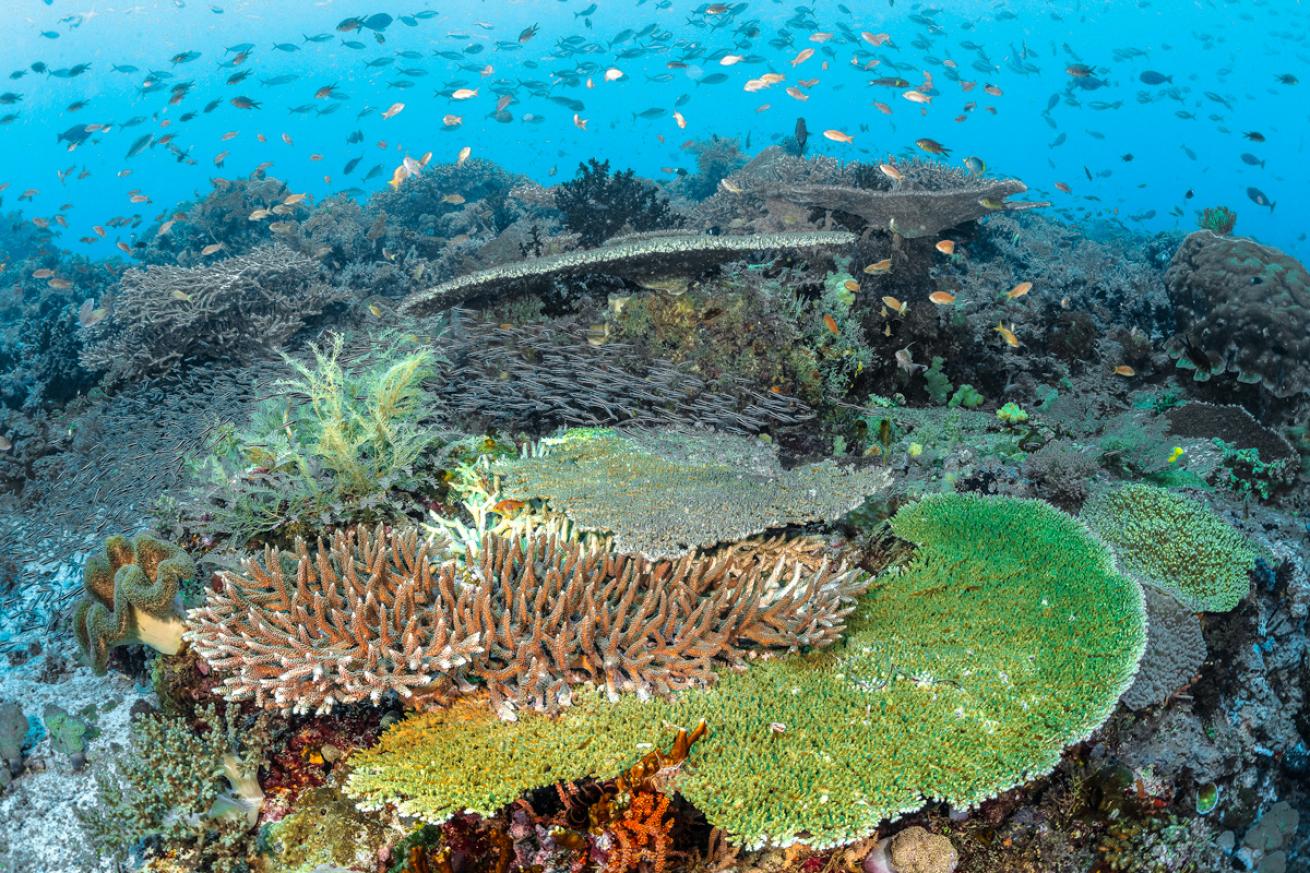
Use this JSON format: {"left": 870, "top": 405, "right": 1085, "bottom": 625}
{"left": 345, "top": 494, "right": 1147, "bottom": 849}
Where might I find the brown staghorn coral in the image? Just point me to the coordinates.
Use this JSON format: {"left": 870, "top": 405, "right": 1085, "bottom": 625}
{"left": 187, "top": 526, "right": 867, "bottom": 720}
{"left": 186, "top": 525, "right": 484, "bottom": 716}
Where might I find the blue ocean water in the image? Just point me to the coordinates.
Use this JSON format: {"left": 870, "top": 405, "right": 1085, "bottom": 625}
{"left": 1, "top": 0, "right": 1305, "bottom": 259}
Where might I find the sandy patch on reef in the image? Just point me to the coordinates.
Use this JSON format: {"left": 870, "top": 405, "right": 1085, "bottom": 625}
{"left": 0, "top": 649, "right": 151, "bottom": 873}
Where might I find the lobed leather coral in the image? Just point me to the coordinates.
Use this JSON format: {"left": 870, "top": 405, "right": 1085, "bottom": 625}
{"left": 397, "top": 230, "right": 856, "bottom": 315}
{"left": 346, "top": 494, "right": 1146, "bottom": 849}
{"left": 1082, "top": 483, "right": 1255, "bottom": 612}
{"left": 187, "top": 524, "right": 868, "bottom": 719}
{"left": 493, "top": 427, "right": 892, "bottom": 559}
{"left": 1164, "top": 231, "right": 1310, "bottom": 398}
{"left": 72, "top": 532, "right": 194, "bottom": 674}
{"left": 79, "top": 243, "right": 340, "bottom": 383}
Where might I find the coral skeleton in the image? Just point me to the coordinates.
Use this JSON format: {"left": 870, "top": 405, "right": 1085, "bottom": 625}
{"left": 188, "top": 525, "right": 868, "bottom": 719}
{"left": 398, "top": 230, "right": 856, "bottom": 315}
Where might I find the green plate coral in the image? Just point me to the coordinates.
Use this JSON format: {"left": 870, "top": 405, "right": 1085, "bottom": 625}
{"left": 346, "top": 494, "right": 1146, "bottom": 849}
{"left": 1082, "top": 483, "right": 1255, "bottom": 612}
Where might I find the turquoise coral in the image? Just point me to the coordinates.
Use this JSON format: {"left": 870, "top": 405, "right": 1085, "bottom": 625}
{"left": 71, "top": 532, "right": 195, "bottom": 674}
{"left": 346, "top": 494, "right": 1145, "bottom": 849}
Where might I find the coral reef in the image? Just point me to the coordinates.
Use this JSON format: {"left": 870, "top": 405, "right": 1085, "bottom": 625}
{"left": 1120, "top": 587, "right": 1207, "bottom": 711}
{"left": 70, "top": 532, "right": 194, "bottom": 674}
{"left": 555, "top": 158, "right": 684, "bottom": 247}
{"left": 188, "top": 524, "right": 866, "bottom": 719}
{"left": 493, "top": 428, "right": 892, "bottom": 559}
{"left": 1164, "top": 231, "right": 1310, "bottom": 399}
{"left": 1082, "top": 483, "right": 1256, "bottom": 612}
{"left": 139, "top": 171, "right": 300, "bottom": 265}
{"left": 397, "top": 230, "right": 856, "bottom": 315}
{"left": 436, "top": 310, "right": 812, "bottom": 435}
{"left": 346, "top": 494, "right": 1146, "bottom": 849}
{"left": 863, "top": 826, "right": 959, "bottom": 873}
{"left": 80, "top": 243, "right": 340, "bottom": 383}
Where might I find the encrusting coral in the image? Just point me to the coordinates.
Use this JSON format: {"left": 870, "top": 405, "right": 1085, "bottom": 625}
{"left": 1082, "top": 483, "right": 1255, "bottom": 612}
{"left": 1164, "top": 230, "right": 1310, "bottom": 398}
{"left": 346, "top": 494, "right": 1147, "bottom": 849}
{"left": 1119, "top": 586, "right": 1207, "bottom": 711}
{"left": 493, "top": 427, "right": 892, "bottom": 559}
{"left": 79, "top": 243, "right": 339, "bottom": 383}
{"left": 71, "top": 532, "right": 194, "bottom": 674}
{"left": 187, "top": 524, "right": 868, "bottom": 719}
{"left": 397, "top": 230, "right": 856, "bottom": 315}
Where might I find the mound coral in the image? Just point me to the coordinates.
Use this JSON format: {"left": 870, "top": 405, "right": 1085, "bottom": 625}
{"left": 346, "top": 494, "right": 1146, "bottom": 849}
{"left": 80, "top": 243, "right": 339, "bottom": 383}
{"left": 397, "top": 230, "right": 856, "bottom": 315}
{"left": 1164, "top": 231, "right": 1310, "bottom": 398}
{"left": 71, "top": 533, "right": 194, "bottom": 674}
{"left": 187, "top": 525, "right": 866, "bottom": 719}
{"left": 555, "top": 158, "right": 684, "bottom": 247}
{"left": 1082, "top": 484, "right": 1255, "bottom": 612}
{"left": 493, "top": 428, "right": 892, "bottom": 559}
{"left": 1119, "top": 587, "right": 1206, "bottom": 711}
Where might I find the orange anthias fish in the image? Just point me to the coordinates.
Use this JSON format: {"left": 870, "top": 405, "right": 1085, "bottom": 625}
{"left": 864, "top": 258, "right": 893, "bottom": 275}
{"left": 881, "top": 295, "right": 908, "bottom": 315}
{"left": 823, "top": 129, "right": 853, "bottom": 143}
{"left": 928, "top": 291, "right": 956, "bottom": 305}
{"left": 935, "top": 239, "right": 955, "bottom": 255}
{"left": 994, "top": 322, "right": 1020, "bottom": 348}
{"left": 1113, "top": 364, "right": 1136, "bottom": 377}
{"left": 1006, "top": 281, "right": 1033, "bottom": 299}
{"left": 822, "top": 313, "right": 840, "bottom": 336}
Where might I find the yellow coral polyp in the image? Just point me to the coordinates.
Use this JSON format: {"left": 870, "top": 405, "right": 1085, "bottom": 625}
{"left": 346, "top": 494, "right": 1146, "bottom": 850}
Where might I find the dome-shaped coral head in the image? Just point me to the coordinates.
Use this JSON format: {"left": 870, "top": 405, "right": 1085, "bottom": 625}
{"left": 72, "top": 533, "right": 195, "bottom": 674}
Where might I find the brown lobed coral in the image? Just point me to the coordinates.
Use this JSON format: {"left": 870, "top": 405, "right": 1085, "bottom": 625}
{"left": 187, "top": 526, "right": 867, "bottom": 719}
{"left": 1164, "top": 231, "right": 1310, "bottom": 399}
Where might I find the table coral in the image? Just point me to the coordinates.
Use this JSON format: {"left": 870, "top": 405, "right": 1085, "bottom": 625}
{"left": 1118, "top": 586, "right": 1206, "bottom": 711}
{"left": 188, "top": 525, "right": 867, "bottom": 719}
{"left": 397, "top": 230, "right": 856, "bottom": 315}
{"left": 493, "top": 427, "right": 892, "bottom": 559}
{"left": 71, "top": 532, "right": 194, "bottom": 674}
{"left": 346, "top": 494, "right": 1146, "bottom": 850}
{"left": 1164, "top": 231, "right": 1310, "bottom": 399}
{"left": 1082, "top": 483, "right": 1255, "bottom": 612}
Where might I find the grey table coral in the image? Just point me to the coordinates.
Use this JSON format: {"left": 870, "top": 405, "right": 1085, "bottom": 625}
{"left": 398, "top": 230, "right": 856, "bottom": 315}
{"left": 493, "top": 428, "right": 892, "bottom": 559}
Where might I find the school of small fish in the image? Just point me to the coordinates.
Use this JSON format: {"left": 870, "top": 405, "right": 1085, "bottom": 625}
{"left": 0, "top": 0, "right": 1298, "bottom": 262}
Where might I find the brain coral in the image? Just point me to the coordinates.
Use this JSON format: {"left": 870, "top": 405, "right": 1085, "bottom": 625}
{"left": 346, "top": 494, "right": 1146, "bottom": 849}
{"left": 1082, "top": 483, "right": 1255, "bottom": 612}
{"left": 71, "top": 533, "right": 194, "bottom": 674}
{"left": 1164, "top": 231, "right": 1310, "bottom": 398}
{"left": 492, "top": 428, "right": 892, "bottom": 559}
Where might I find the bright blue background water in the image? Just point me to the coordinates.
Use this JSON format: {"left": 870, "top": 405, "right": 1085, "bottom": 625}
{"left": 1, "top": 0, "right": 1306, "bottom": 260}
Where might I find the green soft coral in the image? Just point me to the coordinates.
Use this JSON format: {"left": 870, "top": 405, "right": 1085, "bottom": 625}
{"left": 347, "top": 494, "right": 1145, "bottom": 850}
{"left": 71, "top": 533, "right": 194, "bottom": 674}
{"left": 1082, "top": 483, "right": 1254, "bottom": 612}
